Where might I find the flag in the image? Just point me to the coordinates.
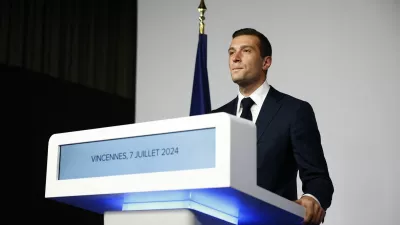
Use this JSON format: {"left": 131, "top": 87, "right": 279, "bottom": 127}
{"left": 190, "top": 33, "right": 211, "bottom": 116}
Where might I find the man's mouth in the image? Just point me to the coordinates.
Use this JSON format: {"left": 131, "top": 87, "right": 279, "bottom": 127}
{"left": 232, "top": 68, "right": 243, "bottom": 71}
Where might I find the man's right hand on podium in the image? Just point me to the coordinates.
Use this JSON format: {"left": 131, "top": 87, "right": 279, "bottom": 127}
{"left": 295, "top": 196, "right": 325, "bottom": 225}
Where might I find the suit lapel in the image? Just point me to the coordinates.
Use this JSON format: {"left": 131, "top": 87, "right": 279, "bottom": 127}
{"left": 255, "top": 86, "right": 283, "bottom": 141}
{"left": 226, "top": 97, "right": 238, "bottom": 115}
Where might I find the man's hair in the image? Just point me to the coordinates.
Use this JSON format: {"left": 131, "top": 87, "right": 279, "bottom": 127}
{"left": 232, "top": 28, "right": 272, "bottom": 58}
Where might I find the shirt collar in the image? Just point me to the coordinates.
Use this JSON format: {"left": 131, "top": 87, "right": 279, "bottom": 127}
{"left": 237, "top": 79, "right": 270, "bottom": 112}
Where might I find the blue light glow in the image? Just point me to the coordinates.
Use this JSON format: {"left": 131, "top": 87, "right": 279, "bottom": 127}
{"left": 122, "top": 200, "right": 238, "bottom": 224}
{"left": 52, "top": 187, "right": 303, "bottom": 225}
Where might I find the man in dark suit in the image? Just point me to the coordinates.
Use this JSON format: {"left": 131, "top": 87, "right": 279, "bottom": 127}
{"left": 211, "top": 28, "right": 334, "bottom": 224}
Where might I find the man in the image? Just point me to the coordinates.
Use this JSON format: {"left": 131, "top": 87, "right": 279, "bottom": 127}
{"left": 211, "top": 28, "right": 334, "bottom": 224}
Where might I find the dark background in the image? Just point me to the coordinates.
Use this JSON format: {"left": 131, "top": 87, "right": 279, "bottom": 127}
{"left": 1, "top": 0, "right": 138, "bottom": 224}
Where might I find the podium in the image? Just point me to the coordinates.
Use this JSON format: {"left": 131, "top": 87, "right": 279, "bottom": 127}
{"left": 45, "top": 113, "right": 305, "bottom": 225}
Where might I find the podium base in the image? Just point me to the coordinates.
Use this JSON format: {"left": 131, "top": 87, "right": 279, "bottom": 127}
{"left": 104, "top": 209, "right": 233, "bottom": 225}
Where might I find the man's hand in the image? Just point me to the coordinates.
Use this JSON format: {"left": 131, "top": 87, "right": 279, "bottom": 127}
{"left": 295, "top": 196, "right": 325, "bottom": 224}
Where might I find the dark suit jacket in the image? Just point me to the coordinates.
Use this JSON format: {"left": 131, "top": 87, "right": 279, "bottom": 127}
{"left": 211, "top": 86, "right": 334, "bottom": 210}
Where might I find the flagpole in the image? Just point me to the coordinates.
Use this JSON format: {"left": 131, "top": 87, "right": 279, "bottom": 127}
{"left": 198, "top": 0, "right": 207, "bottom": 34}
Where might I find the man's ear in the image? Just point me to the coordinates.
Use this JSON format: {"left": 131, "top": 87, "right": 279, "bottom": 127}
{"left": 262, "top": 56, "right": 272, "bottom": 71}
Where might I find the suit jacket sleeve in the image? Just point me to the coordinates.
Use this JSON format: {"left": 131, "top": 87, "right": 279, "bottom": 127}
{"left": 290, "top": 101, "right": 334, "bottom": 210}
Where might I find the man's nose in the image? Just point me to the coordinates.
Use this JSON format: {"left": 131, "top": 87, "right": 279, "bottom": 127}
{"left": 232, "top": 52, "right": 241, "bottom": 62}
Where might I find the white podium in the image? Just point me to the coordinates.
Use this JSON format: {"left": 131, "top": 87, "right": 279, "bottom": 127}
{"left": 45, "top": 113, "right": 305, "bottom": 225}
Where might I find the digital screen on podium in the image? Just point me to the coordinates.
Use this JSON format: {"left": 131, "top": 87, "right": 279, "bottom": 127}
{"left": 58, "top": 128, "right": 216, "bottom": 180}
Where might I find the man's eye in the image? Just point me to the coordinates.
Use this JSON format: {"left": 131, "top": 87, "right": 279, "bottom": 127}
{"left": 244, "top": 49, "right": 250, "bottom": 52}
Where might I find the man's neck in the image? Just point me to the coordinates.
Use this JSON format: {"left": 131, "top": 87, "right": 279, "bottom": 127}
{"left": 239, "top": 78, "right": 265, "bottom": 97}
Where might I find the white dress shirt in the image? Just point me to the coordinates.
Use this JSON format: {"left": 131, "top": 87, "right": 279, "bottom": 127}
{"left": 236, "top": 79, "right": 321, "bottom": 206}
{"left": 236, "top": 79, "right": 270, "bottom": 123}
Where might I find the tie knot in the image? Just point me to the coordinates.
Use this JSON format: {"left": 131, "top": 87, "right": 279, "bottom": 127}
{"left": 241, "top": 97, "right": 254, "bottom": 110}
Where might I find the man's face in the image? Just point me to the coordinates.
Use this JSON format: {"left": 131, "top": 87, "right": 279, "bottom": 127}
{"left": 228, "top": 35, "right": 270, "bottom": 87}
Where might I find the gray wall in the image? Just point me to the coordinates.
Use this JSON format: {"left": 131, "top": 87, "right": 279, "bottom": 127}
{"left": 136, "top": 1, "right": 400, "bottom": 224}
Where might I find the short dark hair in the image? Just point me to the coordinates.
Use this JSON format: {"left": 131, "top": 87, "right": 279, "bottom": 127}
{"left": 232, "top": 28, "right": 272, "bottom": 57}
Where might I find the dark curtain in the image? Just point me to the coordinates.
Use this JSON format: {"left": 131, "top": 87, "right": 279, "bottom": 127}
{"left": 0, "top": 0, "right": 137, "bottom": 99}
{"left": 1, "top": 64, "right": 136, "bottom": 224}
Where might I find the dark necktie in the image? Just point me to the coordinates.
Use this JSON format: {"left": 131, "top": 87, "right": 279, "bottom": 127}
{"left": 240, "top": 97, "right": 254, "bottom": 121}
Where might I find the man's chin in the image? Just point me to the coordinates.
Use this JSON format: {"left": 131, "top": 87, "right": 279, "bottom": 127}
{"left": 231, "top": 79, "right": 248, "bottom": 87}
{"left": 232, "top": 79, "right": 241, "bottom": 85}
{"left": 231, "top": 75, "right": 243, "bottom": 84}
